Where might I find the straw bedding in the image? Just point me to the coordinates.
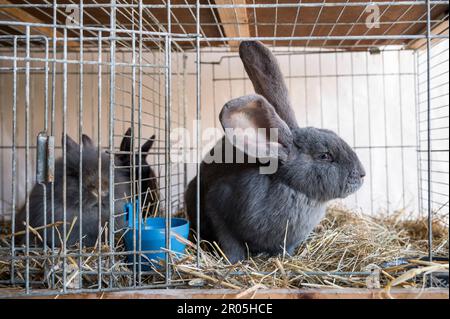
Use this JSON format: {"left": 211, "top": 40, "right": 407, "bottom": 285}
{"left": 0, "top": 204, "right": 448, "bottom": 294}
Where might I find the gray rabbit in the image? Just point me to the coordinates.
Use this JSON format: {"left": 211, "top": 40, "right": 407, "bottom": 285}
{"left": 185, "top": 41, "right": 365, "bottom": 263}
{"left": 117, "top": 127, "right": 159, "bottom": 216}
{"left": 15, "top": 134, "right": 130, "bottom": 248}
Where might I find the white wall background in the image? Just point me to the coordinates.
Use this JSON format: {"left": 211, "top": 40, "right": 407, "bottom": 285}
{"left": 416, "top": 40, "right": 449, "bottom": 219}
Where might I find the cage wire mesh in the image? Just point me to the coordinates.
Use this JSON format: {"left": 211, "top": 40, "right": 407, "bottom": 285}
{"left": 0, "top": 1, "right": 448, "bottom": 296}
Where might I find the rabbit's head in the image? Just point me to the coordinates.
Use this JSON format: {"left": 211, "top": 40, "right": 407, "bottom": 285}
{"left": 219, "top": 41, "right": 365, "bottom": 202}
{"left": 65, "top": 134, "right": 110, "bottom": 205}
{"left": 283, "top": 126, "right": 365, "bottom": 201}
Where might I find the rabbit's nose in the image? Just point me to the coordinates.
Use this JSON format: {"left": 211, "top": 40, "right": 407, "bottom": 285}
{"left": 358, "top": 164, "right": 366, "bottom": 178}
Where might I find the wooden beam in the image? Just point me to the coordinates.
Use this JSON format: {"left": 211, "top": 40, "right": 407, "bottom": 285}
{"left": 0, "top": 9, "right": 27, "bottom": 35}
{"left": 407, "top": 19, "right": 449, "bottom": 50}
{"left": 0, "top": 0, "right": 78, "bottom": 47}
{"left": 2, "top": 288, "right": 449, "bottom": 299}
{"left": 214, "top": 0, "right": 250, "bottom": 50}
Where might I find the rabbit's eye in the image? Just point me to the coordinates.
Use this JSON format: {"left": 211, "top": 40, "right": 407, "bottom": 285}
{"left": 318, "top": 152, "right": 333, "bottom": 162}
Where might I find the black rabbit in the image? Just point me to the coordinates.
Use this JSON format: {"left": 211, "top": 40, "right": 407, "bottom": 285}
{"left": 117, "top": 128, "right": 159, "bottom": 216}
{"left": 185, "top": 41, "right": 366, "bottom": 263}
{"left": 15, "top": 134, "right": 130, "bottom": 247}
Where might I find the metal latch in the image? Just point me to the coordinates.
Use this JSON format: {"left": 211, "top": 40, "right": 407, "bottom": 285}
{"left": 36, "top": 132, "right": 55, "bottom": 184}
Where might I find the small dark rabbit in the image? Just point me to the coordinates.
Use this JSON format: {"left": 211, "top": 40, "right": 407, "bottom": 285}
{"left": 185, "top": 41, "right": 366, "bottom": 263}
{"left": 15, "top": 134, "right": 130, "bottom": 247}
{"left": 117, "top": 128, "right": 159, "bottom": 216}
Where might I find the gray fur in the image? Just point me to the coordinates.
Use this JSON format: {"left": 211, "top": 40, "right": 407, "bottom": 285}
{"left": 185, "top": 41, "right": 365, "bottom": 263}
{"left": 15, "top": 134, "right": 130, "bottom": 247}
{"left": 239, "top": 41, "right": 297, "bottom": 129}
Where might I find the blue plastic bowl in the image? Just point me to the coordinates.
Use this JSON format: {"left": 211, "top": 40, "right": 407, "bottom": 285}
{"left": 123, "top": 202, "right": 190, "bottom": 269}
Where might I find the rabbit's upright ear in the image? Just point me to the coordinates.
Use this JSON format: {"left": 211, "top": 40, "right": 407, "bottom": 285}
{"left": 239, "top": 41, "right": 298, "bottom": 130}
{"left": 64, "top": 134, "right": 78, "bottom": 153}
{"left": 63, "top": 135, "right": 81, "bottom": 167}
{"left": 120, "top": 127, "right": 132, "bottom": 152}
{"left": 118, "top": 127, "right": 132, "bottom": 164}
{"left": 82, "top": 134, "right": 94, "bottom": 148}
{"left": 141, "top": 134, "right": 155, "bottom": 158}
{"left": 220, "top": 94, "right": 293, "bottom": 161}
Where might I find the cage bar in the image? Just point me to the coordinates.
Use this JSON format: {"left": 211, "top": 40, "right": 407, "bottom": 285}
{"left": 0, "top": 0, "right": 448, "bottom": 297}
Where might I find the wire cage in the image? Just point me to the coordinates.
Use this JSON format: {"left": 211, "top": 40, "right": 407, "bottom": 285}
{"left": 0, "top": 1, "right": 448, "bottom": 297}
